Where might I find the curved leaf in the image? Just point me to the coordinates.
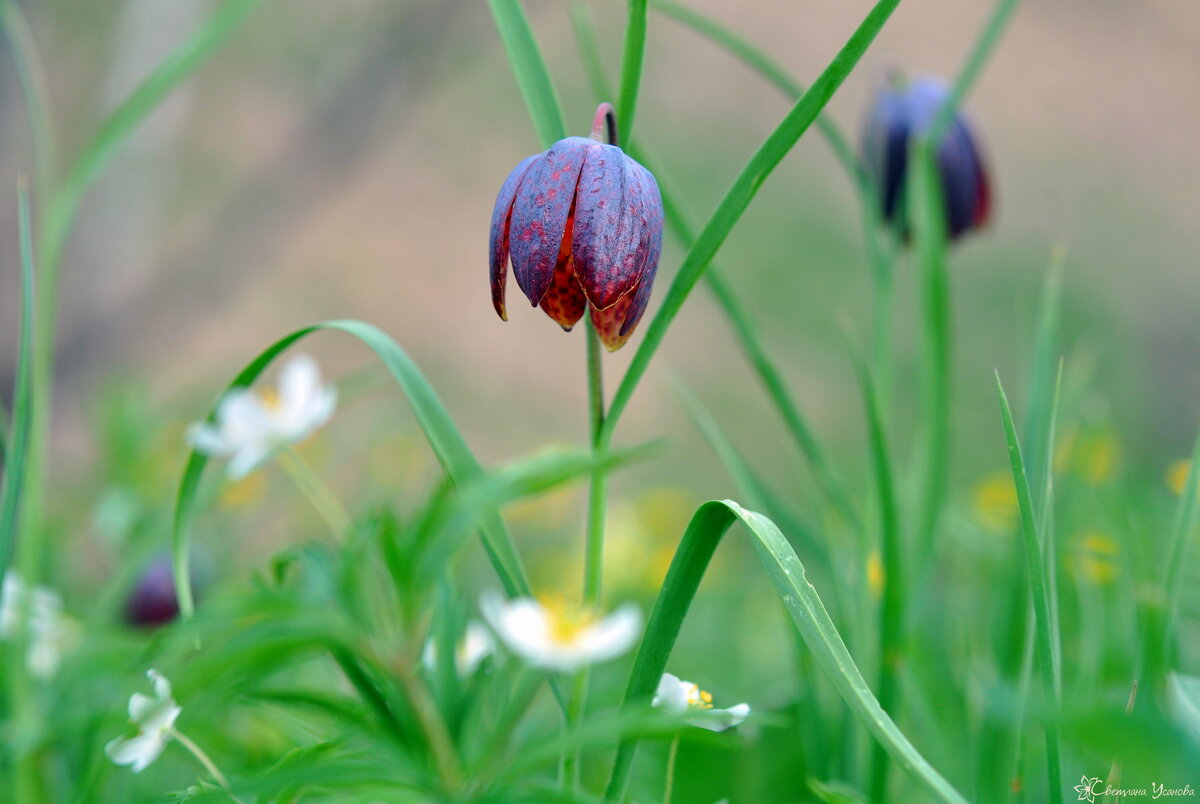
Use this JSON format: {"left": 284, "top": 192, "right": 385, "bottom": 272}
{"left": 605, "top": 499, "right": 968, "bottom": 804}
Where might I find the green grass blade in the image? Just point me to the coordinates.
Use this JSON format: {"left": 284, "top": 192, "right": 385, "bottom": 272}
{"left": 615, "top": 0, "right": 648, "bottom": 144}
{"left": 925, "top": 0, "right": 1022, "bottom": 145}
{"left": 600, "top": 0, "right": 902, "bottom": 444}
{"left": 605, "top": 500, "right": 968, "bottom": 804}
{"left": 570, "top": 0, "right": 613, "bottom": 101}
{"left": 1023, "top": 249, "right": 1066, "bottom": 509}
{"left": 0, "top": 185, "right": 37, "bottom": 580}
{"left": 648, "top": 0, "right": 861, "bottom": 185}
{"left": 846, "top": 337, "right": 905, "bottom": 804}
{"left": 995, "top": 373, "right": 1063, "bottom": 804}
{"left": 1162, "top": 429, "right": 1200, "bottom": 655}
{"left": 43, "top": 0, "right": 266, "bottom": 268}
{"left": 909, "top": 143, "right": 951, "bottom": 559}
{"left": 0, "top": 2, "right": 60, "bottom": 204}
{"left": 487, "top": 0, "right": 568, "bottom": 148}
{"left": 172, "top": 319, "right": 532, "bottom": 620}
{"left": 673, "top": 382, "right": 824, "bottom": 561}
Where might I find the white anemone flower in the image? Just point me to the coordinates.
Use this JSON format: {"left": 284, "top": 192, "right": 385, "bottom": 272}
{"left": 422, "top": 621, "right": 495, "bottom": 677}
{"left": 0, "top": 571, "right": 76, "bottom": 679}
{"left": 106, "top": 669, "right": 182, "bottom": 773}
{"left": 480, "top": 591, "right": 641, "bottom": 672}
{"left": 188, "top": 354, "right": 336, "bottom": 479}
{"left": 653, "top": 672, "right": 750, "bottom": 732}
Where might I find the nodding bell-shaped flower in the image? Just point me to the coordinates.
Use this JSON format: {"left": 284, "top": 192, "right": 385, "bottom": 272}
{"left": 861, "top": 74, "right": 991, "bottom": 241}
{"left": 490, "top": 103, "right": 663, "bottom": 351}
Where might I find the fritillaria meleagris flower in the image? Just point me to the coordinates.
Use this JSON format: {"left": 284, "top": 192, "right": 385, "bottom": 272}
{"left": 862, "top": 74, "right": 991, "bottom": 241}
{"left": 489, "top": 104, "right": 664, "bottom": 351}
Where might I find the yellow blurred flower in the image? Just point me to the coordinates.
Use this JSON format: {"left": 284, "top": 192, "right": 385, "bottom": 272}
{"left": 1068, "top": 531, "right": 1119, "bottom": 586}
{"left": 1055, "top": 429, "right": 1119, "bottom": 486}
{"left": 971, "top": 471, "right": 1018, "bottom": 533}
{"left": 605, "top": 487, "right": 695, "bottom": 592}
{"left": 866, "top": 549, "right": 884, "bottom": 599}
{"left": 1166, "top": 459, "right": 1195, "bottom": 496}
{"left": 218, "top": 471, "right": 268, "bottom": 509}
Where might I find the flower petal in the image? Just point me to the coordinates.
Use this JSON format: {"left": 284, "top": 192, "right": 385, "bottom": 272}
{"left": 589, "top": 290, "right": 635, "bottom": 351}
{"left": 652, "top": 673, "right": 690, "bottom": 716}
{"left": 617, "top": 164, "right": 663, "bottom": 340}
{"left": 572, "top": 146, "right": 650, "bottom": 311}
{"left": 575, "top": 603, "right": 642, "bottom": 663}
{"left": 489, "top": 154, "right": 538, "bottom": 320}
{"left": 509, "top": 138, "right": 591, "bottom": 307}
{"left": 686, "top": 702, "right": 750, "bottom": 732}
{"left": 538, "top": 224, "right": 588, "bottom": 330}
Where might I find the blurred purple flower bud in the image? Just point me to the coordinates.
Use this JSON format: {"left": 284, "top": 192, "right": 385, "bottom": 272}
{"left": 862, "top": 75, "right": 991, "bottom": 241}
{"left": 124, "top": 556, "right": 192, "bottom": 628}
{"left": 489, "top": 104, "right": 663, "bottom": 351}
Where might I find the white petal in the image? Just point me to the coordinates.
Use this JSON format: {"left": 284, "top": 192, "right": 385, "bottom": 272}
{"left": 481, "top": 593, "right": 551, "bottom": 660}
{"left": 147, "top": 669, "right": 172, "bottom": 701}
{"left": 686, "top": 703, "right": 750, "bottom": 732}
{"left": 278, "top": 354, "right": 322, "bottom": 415}
{"left": 652, "top": 673, "right": 690, "bottom": 716}
{"left": 225, "top": 443, "right": 271, "bottom": 480}
{"left": 107, "top": 733, "right": 167, "bottom": 772}
{"left": 141, "top": 702, "right": 182, "bottom": 737}
{"left": 574, "top": 604, "right": 642, "bottom": 663}
{"left": 128, "top": 692, "right": 157, "bottom": 723}
{"left": 187, "top": 422, "right": 234, "bottom": 457}
{"left": 458, "top": 622, "right": 494, "bottom": 675}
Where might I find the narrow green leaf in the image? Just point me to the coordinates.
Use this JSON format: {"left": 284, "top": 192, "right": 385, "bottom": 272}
{"left": 910, "top": 143, "right": 951, "bottom": 560}
{"left": 172, "top": 320, "right": 532, "bottom": 620}
{"left": 846, "top": 337, "right": 905, "bottom": 804}
{"left": 487, "top": 0, "right": 568, "bottom": 149}
{"left": 569, "top": 0, "right": 613, "bottom": 101}
{"left": 601, "top": 0, "right": 902, "bottom": 443}
{"left": 0, "top": 2, "right": 60, "bottom": 203}
{"left": 615, "top": 0, "right": 648, "bottom": 144}
{"left": 605, "top": 500, "right": 968, "bottom": 804}
{"left": 1023, "top": 249, "right": 1066, "bottom": 508}
{"left": 995, "top": 373, "right": 1063, "bottom": 803}
{"left": 0, "top": 185, "right": 36, "bottom": 580}
{"left": 648, "top": 0, "right": 861, "bottom": 184}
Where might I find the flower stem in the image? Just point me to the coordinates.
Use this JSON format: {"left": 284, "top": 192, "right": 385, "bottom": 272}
{"left": 278, "top": 447, "right": 351, "bottom": 538}
{"left": 172, "top": 729, "right": 242, "bottom": 802}
{"left": 564, "top": 319, "right": 609, "bottom": 788}
{"left": 663, "top": 735, "right": 680, "bottom": 804}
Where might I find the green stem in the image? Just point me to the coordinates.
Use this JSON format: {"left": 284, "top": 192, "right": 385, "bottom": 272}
{"left": 583, "top": 321, "right": 607, "bottom": 604}
{"left": 172, "top": 729, "right": 241, "bottom": 801}
{"left": 663, "top": 735, "right": 680, "bottom": 804}
{"left": 278, "top": 447, "right": 352, "bottom": 538}
{"left": 616, "top": 0, "right": 649, "bottom": 146}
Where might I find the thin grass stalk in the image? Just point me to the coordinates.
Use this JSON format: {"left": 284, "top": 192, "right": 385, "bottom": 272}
{"left": 847, "top": 338, "right": 904, "bottom": 803}
{"left": 615, "top": 0, "right": 648, "bottom": 145}
{"left": 996, "top": 374, "right": 1063, "bottom": 804}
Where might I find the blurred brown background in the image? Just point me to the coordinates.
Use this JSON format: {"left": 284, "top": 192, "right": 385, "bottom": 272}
{"left": 1, "top": 0, "right": 1198, "bottom": 510}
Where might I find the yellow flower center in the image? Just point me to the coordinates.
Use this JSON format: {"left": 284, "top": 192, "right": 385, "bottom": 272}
{"left": 538, "top": 596, "right": 597, "bottom": 645}
{"left": 682, "top": 681, "right": 714, "bottom": 710}
{"left": 258, "top": 387, "right": 282, "bottom": 411}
